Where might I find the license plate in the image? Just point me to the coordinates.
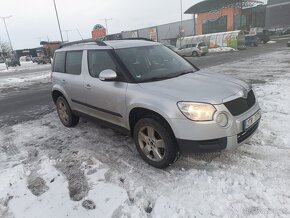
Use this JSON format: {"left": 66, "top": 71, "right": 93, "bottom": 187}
{"left": 243, "top": 110, "right": 261, "bottom": 130}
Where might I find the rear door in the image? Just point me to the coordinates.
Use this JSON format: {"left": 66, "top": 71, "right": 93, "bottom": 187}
{"left": 198, "top": 42, "right": 208, "bottom": 53}
{"left": 82, "top": 49, "right": 128, "bottom": 128}
{"left": 53, "top": 50, "right": 85, "bottom": 111}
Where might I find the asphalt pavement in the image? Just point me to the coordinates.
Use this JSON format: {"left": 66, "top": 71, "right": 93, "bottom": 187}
{"left": 0, "top": 39, "right": 289, "bottom": 126}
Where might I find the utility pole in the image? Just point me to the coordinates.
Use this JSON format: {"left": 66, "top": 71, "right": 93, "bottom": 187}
{"left": 0, "top": 16, "right": 13, "bottom": 51}
{"left": 179, "top": 0, "right": 184, "bottom": 38}
{"left": 76, "top": 28, "right": 83, "bottom": 40}
{"left": 180, "top": 0, "right": 183, "bottom": 27}
{"left": 53, "top": 0, "right": 64, "bottom": 42}
{"left": 99, "top": 18, "right": 112, "bottom": 35}
{"left": 62, "top": 29, "right": 72, "bottom": 42}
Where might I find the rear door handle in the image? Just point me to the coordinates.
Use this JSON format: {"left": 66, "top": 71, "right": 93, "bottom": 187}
{"left": 85, "top": 84, "right": 92, "bottom": 89}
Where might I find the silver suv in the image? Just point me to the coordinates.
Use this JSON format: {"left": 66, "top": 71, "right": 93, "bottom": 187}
{"left": 51, "top": 39, "right": 261, "bottom": 168}
{"left": 177, "top": 42, "right": 208, "bottom": 57}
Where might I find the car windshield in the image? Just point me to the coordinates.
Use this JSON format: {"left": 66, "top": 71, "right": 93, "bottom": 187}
{"left": 115, "top": 45, "right": 196, "bottom": 82}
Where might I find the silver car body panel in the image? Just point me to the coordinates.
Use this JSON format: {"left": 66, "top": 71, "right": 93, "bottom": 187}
{"left": 52, "top": 40, "right": 260, "bottom": 152}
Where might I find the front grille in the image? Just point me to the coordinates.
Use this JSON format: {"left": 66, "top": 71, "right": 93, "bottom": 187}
{"left": 237, "top": 121, "right": 260, "bottom": 143}
{"left": 224, "top": 90, "right": 256, "bottom": 116}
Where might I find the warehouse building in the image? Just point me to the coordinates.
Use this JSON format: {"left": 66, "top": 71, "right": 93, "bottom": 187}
{"left": 265, "top": 0, "right": 290, "bottom": 29}
{"left": 108, "top": 19, "right": 196, "bottom": 45}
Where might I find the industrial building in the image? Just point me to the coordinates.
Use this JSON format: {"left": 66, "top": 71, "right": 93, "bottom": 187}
{"left": 184, "top": 0, "right": 265, "bottom": 34}
{"left": 265, "top": 0, "right": 290, "bottom": 29}
{"left": 107, "top": 19, "right": 196, "bottom": 45}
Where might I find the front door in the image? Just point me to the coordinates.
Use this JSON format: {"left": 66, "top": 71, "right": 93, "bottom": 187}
{"left": 82, "top": 49, "right": 128, "bottom": 128}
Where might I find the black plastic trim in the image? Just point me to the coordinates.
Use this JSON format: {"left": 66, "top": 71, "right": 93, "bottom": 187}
{"left": 71, "top": 99, "right": 123, "bottom": 118}
{"left": 73, "top": 110, "right": 130, "bottom": 135}
{"left": 176, "top": 137, "right": 227, "bottom": 153}
{"left": 238, "top": 121, "right": 260, "bottom": 143}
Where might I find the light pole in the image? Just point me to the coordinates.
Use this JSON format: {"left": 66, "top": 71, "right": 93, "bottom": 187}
{"left": 62, "top": 29, "right": 72, "bottom": 42}
{"left": 0, "top": 16, "right": 13, "bottom": 51}
{"left": 180, "top": 0, "right": 183, "bottom": 27}
{"left": 99, "top": 18, "right": 112, "bottom": 35}
{"left": 53, "top": 0, "right": 64, "bottom": 42}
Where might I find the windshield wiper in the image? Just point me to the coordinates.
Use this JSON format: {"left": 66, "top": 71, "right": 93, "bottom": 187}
{"left": 140, "top": 70, "right": 194, "bottom": 83}
{"left": 176, "top": 70, "right": 194, "bottom": 77}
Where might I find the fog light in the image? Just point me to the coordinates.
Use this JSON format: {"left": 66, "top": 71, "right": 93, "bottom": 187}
{"left": 216, "top": 113, "right": 229, "bottom": 127}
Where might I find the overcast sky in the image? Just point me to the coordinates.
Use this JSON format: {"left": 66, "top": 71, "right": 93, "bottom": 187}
{"left": 0, "top": 0, "right": 266, "bottom": 50}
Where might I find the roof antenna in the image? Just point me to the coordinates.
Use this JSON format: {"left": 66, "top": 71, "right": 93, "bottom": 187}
{"left": 76, "top": 28, "right": 83, "bottom": 40}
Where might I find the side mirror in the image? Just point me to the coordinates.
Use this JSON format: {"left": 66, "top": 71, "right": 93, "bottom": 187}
{"left": 99, "top": 69, "right": 117, "bottom": 81}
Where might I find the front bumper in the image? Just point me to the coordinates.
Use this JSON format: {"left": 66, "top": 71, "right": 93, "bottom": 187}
{"left": 169, "top": 102, "right": 261, "bottom": 153}
{"left": 176, "top": 120, "right": 260, "bottom": 153}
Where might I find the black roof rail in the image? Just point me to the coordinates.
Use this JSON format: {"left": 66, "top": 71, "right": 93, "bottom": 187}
{"left": 120, "top": 37, "right": 154, "bottom": 42}
{"left": 60, "top": 39, "right": 107, "bottom": 48}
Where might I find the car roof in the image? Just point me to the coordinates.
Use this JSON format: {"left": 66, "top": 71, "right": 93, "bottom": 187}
{"left": 56, "top": 39, "right": 161, "bottom": 52}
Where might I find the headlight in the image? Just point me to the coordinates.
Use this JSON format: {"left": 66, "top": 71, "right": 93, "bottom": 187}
{"left": 177, "top": 102, "right": 216, "bottom": 121}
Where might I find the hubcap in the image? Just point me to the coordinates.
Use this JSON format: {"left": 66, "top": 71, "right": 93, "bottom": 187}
{"left": 138, "top": 126, "right": 165, "bottom": 162}
{"left": 57, "top": 100, "right": 69, "bottom": 124}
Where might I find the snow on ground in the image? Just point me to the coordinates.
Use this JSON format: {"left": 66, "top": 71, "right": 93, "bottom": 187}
{"left": 0, "top": 62, "right": 51, "bottom": 92}
{"left": 267, "top": 41, "right": 277, "bottom": 44}
{"left": 209, "top": 47, "right": 237, "bottom": 53}
{"left": 0, "top": 50, "right": 290, "bottom": 217}
{"left": 0, "top": 62, "right": 49, "bottom": 73}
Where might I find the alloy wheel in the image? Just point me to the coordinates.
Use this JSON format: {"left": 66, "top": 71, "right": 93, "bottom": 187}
{"left": 137, "top": 126, "right": 166, "bottom": 161}
{"left": 57, "top": 99, "right": 69, "bottom": 125}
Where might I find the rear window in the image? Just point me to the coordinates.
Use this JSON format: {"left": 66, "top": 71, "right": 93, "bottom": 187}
{"left": 66, "top": 51, "right": 83, "bottom": 75}
{"left": 53, "top": 52, "right": 66, "bottom": 73}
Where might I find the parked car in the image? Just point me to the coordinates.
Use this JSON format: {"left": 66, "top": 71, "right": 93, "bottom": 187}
{"left": 256, "top": 30, "right": 270, "bottom": 44}
{"left": 32, "top": 57, "right": 39, "bottom": 63}
{"left": 287, "top": 41, "right": 290, "bottom": 47}
{"left": 281, "top": 28, "right": 290, "bottom": 35}
{"left": 51, "top": 39, "right": 261, "bottom": 168}
{"left": 6, "top": 58, "right": 21, "bottom": 67}
{"left": 37, "top": 56, "right": 51, "bottom": 64}
{"left": 245, "top": 35, "right": 259, "bottom": 47}
{"left": 176, "top": 42, "right": 208, "bottom": 57}
{"left": 165, "top": 45, "right": 178, "bottom": 52}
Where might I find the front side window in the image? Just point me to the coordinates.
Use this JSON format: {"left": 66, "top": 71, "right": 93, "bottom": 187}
{"left": 88, "top": 50, "right": 117, "bottom": 78}
{"left": 53, "top": 52, "right": 66, "bottom": 73}
{"left": 66, "top": 51, "right": 83, "bottom": 75}
{"left": 115, "top": 45, "right": 196, "bottom": 82}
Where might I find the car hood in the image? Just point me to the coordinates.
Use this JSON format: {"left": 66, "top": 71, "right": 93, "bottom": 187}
{"left": 139, "top": 70, "right": 251, "bottom": 104}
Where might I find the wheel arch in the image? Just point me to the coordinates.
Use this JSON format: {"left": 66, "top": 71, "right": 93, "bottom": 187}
{"left": 51, "top": 88, "right": 69, "bottom": 104}
{"left": 128, "top": 107, "right": 176, "bottom": 139}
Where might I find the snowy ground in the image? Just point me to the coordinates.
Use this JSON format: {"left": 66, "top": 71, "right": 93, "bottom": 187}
{"left": 208, "top": 47, "right": 237, "bottom": 53}
{"left": 0, "top": 62, "right": 51, "bottom": 93}
{"left": 0, "top": 50, "right": 290, "bottom": 217}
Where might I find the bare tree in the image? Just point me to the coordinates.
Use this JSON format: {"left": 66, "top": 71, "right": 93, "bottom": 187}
{"left": 0, "top": 40, "right": 12, "bottom": 70}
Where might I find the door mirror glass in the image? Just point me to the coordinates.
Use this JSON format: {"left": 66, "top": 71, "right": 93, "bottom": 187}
{"left": 99, "top": 69, "right": 117, "bottom": 81}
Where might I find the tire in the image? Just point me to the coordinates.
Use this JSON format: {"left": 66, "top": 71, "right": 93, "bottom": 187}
{"left": 56, "top": 96, "right": 79, "bottom": 127}
{"left": 133, "top": 117, "right": 178, "bottom": 168}
{"left": 192, "top": 51, "right": 199, "bottom": 57}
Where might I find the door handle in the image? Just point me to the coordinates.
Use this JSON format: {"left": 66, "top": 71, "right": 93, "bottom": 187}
{"left": 85, "top": 84, "right": 92, "bottom": 89}
{"left": 61, "top": 79, "right": 66, "bottom": 84}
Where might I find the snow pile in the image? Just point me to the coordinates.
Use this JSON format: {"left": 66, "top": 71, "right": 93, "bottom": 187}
{"left": 0, "top": 71, "right": 51, "bottom": 91}
{"left": 0, "top": 49, "right": 290, "bottom": 217}
{"left": 0, "top": 62, "right": 51, "bottom": 91}
{"left": 267, "top": 40, "right": 277, "bottom": 44}
{"left": 209, "top": 47, "right": 237, "bottom": 53}
{"left": 0, "top": 62, "right": 49, "bottom": 73}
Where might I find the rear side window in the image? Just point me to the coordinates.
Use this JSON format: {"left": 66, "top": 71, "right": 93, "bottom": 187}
{"left": 88, "top": 50, "right": 117, "bottom": 78}
{"left": 66, "top": 51, "right": 83, "bottom": 75}
{"left": 53, "top": 52, "right": 66, "bottom": 73}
